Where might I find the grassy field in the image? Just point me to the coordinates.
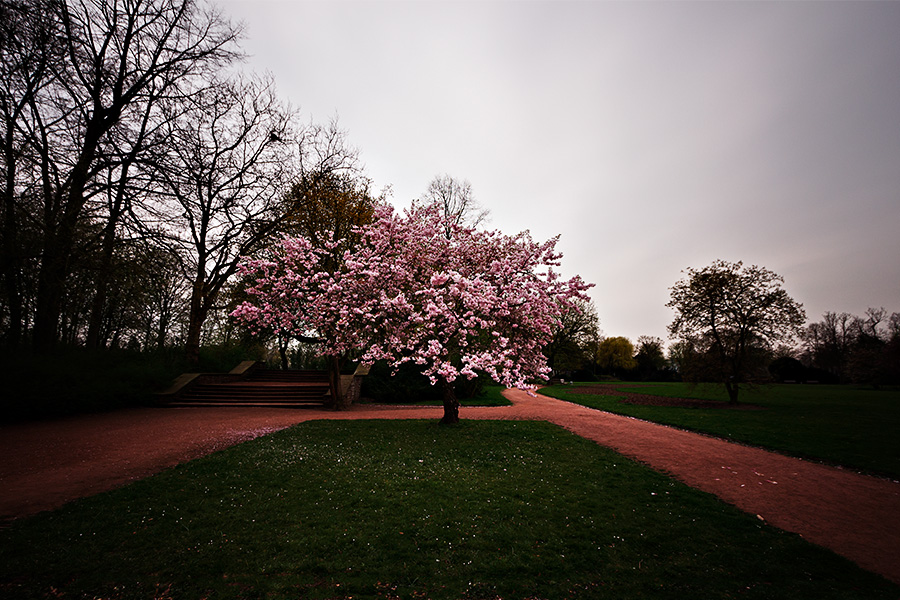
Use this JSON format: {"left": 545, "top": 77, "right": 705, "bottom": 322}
{"left": 1, "top": 420, "right": 896, "bottom": 599}
{"left": 539, "top": 382, "right": 900, "bottom": 479}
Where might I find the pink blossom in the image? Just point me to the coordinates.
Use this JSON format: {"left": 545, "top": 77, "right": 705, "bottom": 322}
{"left": 231, "top": 201, "right": 593, "bottom": 398}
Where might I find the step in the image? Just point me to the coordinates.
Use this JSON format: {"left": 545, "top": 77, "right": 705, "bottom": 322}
{"left": 168, "top": 400, "right": 327, "bottom": 408}
{"left": 164, "top": 369, "right": 333, "bottom": 408}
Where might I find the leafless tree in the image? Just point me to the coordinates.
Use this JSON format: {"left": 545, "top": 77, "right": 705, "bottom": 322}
{"left": 145, "top": 73, "right": 296, "bottom": 365}
{"left": 8, "top": 0, "right": 241, "bottom": 350}
{"left": 803, "top": 311, "right": 854, "bottom": 381}
{"left": 279, "top": 119, "right": 379, "bottom": 271}
{"left": 421, "top": 174, "right": 489, "bottom": 237}
{"left": 1, "top": 0, "right": 62, "bottom": 347}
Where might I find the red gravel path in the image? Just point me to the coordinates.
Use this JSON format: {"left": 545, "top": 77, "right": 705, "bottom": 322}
{"left": 2, "top": 389, "right": 898, "bottom": 585}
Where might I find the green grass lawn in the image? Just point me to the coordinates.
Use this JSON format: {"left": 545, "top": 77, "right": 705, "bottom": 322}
{"left": 2, "top": 420, "right": 896, "bottom": 599}
{"left": 539, "top": 382, "right": 900, "bottom": 479}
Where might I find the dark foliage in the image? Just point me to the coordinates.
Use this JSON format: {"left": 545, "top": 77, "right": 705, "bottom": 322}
{"left": 360, "top": 360, "right": 486, "bottom": 404}
{"left": 0, "top": 344, "right": 267, "bottom": 422}
{"left": 802, "top": 309, "right": 900, "bottom": 386}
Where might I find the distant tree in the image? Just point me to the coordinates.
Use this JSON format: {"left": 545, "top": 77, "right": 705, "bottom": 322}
{"left": 802, "top": 311, "right": 855, "bottom": 381}
{"left": 545, "top": 298, "right": 600, "bottom": 376}
{"left": 889, "top": 313, "right": 900, "bottom": 340}
{"left": 280, "top": 123, "right": 381, "bottom": 272}
{"left": 845, "top": 308, "right": 887, "bottom": 386}
{"left": 801, "top": 308, "right": 900, "bottom": 386}
{"left": 595, "top": 336, "right": 637, "bottom": 377}
{"left": 666, "top": 339, "right": 692, "bottom": 377}
{"left": 420, "top": 174, "right": 488, "bottom": 237}
{"left": 888, "top": 313, "right": 900, "bottom": 383}
{"left": 134, "top": 242, "right": 189, "bottom": 350}
{"left": 768, "top": 356, "right": 807, "bottom": 383}
{"left": 634, "top": 335, "right": 667, "bottom": 380}
{"left": 667, "top": 260, "right": 806, "bottom": 403}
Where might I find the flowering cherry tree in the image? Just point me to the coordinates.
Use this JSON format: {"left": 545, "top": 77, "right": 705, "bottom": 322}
{"left": 232, "top": 202, "right": 592, "bottom": 423}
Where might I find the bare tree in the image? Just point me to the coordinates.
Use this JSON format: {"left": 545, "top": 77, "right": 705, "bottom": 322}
{"left": 16, "top": 0, "right": 241, "bottom": 350}
{"left": 84, "top": 79, "right": 173, "bottom": 348}
{"left": 146, "top": 73, "right": 295, "bottom": 366}
{"left": 804, "top": 307, "right": 900, "bottom": 386}
{"left": 420, "top": 174, "right": 488, "bottom": 237}
{"left": 803, "top": 311, "right": 855, "bottom": 381}
{"left": 0, "top": 0, "right": 62, "bottom": 347}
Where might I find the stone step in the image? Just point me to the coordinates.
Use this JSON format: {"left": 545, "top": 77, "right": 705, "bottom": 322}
{"left": 167, "top": 368, "right": 333, "bottom": 408}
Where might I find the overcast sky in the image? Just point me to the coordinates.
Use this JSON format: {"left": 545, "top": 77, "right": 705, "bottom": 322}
{"left": 216, "top": 0, "right": 900, "bottom": 344}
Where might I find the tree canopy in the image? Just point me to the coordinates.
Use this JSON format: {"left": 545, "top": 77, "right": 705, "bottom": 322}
{"left": 0, "top": 0, "right": 369, "bottom": 361}
{"left": 667, "top": 260, "right": 806, "bottom": 402}
{"left": 595, "top": 336, "right": 637, "bottom": 376}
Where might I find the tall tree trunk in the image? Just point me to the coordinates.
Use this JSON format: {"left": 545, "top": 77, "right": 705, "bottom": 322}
{"left": 33, "top": 123, "right": 103, "bottom": 351}
{"left": 184, "top": 314, "right": 203, "bottom": 369}
{"left": 85, "top": 218, "right": 117, "bottom": 349}
{"left": 185, "top": 277, "right": 207, "bottom": 369}
{"left": 86, "top": 175, "right": 129, "bottom": 349}
{"left": 32, "top": 232, "right": 67, "bottom": 350}
{"left": 439, "top": 379, "right": 460, "bottom": 424}
{"left": 87, "top": 96, "right": 153, "bottom": 349}
{"left": 156, "top": 301, "right": 172, "bottom": 349}
{"left": 1, "top": 153, "right": 23, "bottom": 348}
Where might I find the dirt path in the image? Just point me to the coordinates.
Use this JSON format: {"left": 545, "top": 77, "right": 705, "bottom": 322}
{"left": 2, "top": 390, "right": 899, "bottom": 585}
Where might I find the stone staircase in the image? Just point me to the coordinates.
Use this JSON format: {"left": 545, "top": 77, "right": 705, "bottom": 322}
{"left": 166, "top": 367, "right": 333, "bottom": 408}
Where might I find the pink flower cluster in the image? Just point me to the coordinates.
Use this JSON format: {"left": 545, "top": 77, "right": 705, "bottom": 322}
{"left": 231, "top": 202, "right": 593, "bottom": 389}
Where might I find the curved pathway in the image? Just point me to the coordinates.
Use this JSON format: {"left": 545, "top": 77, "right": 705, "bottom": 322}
{"left": 1, "top": 389, "right": 898, "bottom": 585}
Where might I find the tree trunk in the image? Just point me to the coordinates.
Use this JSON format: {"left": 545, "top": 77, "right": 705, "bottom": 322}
{"left": 87, "top": 97, "right": 154, "bottom": 349}
{"left": 85, "top": 221, "right": 117, "bottom": 349}
{"left": 33, "top": 123, "right": 103, "bottom": 351}
{"left": 329, "top": 354, "right": 346, "bottom": 409}
{"left": 32, "top": 233, "right": 68, "bottom": 351}
{"left": 185, "top": 278, "right": 206, "bottom": 369}
{"left": 724, "top": 381, "right": 740, "bottom": 404}
{"left": 185, "top": 316, "right": 203, "bottom": 369}
{"left": 279, "top": 335, "right": 289, "bottom": 369}
{"left": 2, "top": 138, "right": 23, "bottom": 349}
{"left": 439, "top": 379, "right": 460, "bottom": 424}
{"left": 86, "top": 182, "right": 128, "bottom": 349}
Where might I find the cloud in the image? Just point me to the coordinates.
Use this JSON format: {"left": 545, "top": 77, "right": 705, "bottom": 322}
{"left": 218, "top": 0, "right": 900, "bottom": 341}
